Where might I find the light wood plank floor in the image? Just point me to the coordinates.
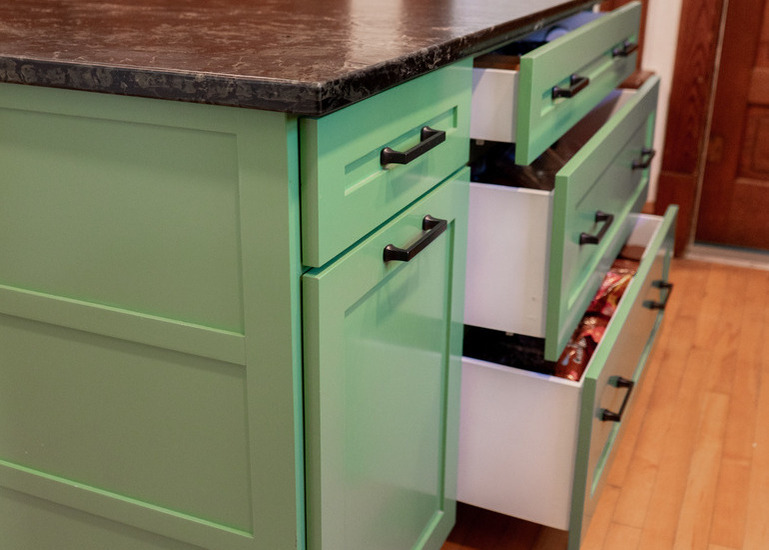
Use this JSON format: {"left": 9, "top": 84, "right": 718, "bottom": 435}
{"left": 443, "top": 258, "right": 769, "bottom": 550}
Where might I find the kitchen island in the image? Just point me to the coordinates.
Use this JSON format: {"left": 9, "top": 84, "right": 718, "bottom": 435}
{"left": 0, "top": 2, "right": 597, "bottom": 550}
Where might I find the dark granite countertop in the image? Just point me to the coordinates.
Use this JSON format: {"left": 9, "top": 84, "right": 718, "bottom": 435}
{"left": 0, "top": 0, "right": 596, "bottom": 115}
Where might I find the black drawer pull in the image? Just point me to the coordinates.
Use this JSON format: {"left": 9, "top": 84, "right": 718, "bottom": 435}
{"left": 632, "top": 148, "right": 657, "bottom": 170}
{"left": 612, "top": 41, "right": 639, "bottom": 58}
{"left": 380, "top": 126, "right": 446, "bottom": 166}
{"left": 579, "top": 211, "right": 614, "bottom": 246}
{"left": 383, "top": 215, "right": 447, "bottom": 262}
{"left": 600, "top": 376, "right": 635, "bottom": 423}
{"left": 552, "top": 74, "right": 590, "bottom": 100}
{"left": 644, "top": 280, "right": 674, "bottom": 310}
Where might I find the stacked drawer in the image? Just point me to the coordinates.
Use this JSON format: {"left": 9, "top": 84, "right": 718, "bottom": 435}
{"left": 300, "top": 60, "right": 472, "bottom": 550}
{"left": 458, "top": 3, "right": 677, "bottom": 549}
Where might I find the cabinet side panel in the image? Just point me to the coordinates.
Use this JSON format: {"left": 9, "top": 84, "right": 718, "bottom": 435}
{"left": 0, "top": 314, "right": 252, "bottom": 532}
{"left": 0, "top": 487, "right": 209, "bottom": 550}
{"left": 0, "top": 104, "right": 243, "bottom": 333}
{"left": 0, "top": 83, "right": 304, "bottom": 550}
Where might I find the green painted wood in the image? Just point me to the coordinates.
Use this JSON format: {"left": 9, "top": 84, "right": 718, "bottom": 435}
{"left": 545, "top": 75, "right": 660, "bottom": 361}
{"left": 302, "top": 170, "right": 468, "bottom": 550}
{"left": 0, "top": 83, "right": 305, "bottom": 549}
{"left": 300, "top": 59, "right": 472, "bottom": 267}
{"left": 516, "top": 2, "right": 641, "bottom": 164}
{"left": 0, "top": 284, "right": 246, "bottom": 365}
{"left": 0, "top": 92, "right": 244, "bottom": 333}
{"left": 568, "top": 206, "right": 678, "bottom": 550}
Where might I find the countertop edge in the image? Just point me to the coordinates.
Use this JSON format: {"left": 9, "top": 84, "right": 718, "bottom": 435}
{"left": 0, "top": 1, "right": 597, "bottom": 115}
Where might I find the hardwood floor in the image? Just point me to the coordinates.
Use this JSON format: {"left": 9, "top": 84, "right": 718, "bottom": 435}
{"left": 443, "top": 258, "right": 769, "bottom": 550}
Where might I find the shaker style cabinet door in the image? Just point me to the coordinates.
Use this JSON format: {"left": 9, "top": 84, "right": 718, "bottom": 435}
{"left": 302, "top": 172, "right": 468, "bottom": 550}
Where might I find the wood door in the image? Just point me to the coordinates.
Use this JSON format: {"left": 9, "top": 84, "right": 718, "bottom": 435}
{"left": 695, "top": 0, "right": 769, "bottom": 249}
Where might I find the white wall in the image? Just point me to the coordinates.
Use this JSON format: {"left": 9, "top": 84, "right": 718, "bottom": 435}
{"left": 641, "top": 0, "right": 684, "bottom": 201}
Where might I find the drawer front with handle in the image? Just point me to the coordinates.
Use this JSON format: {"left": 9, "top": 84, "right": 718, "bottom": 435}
{"left": 470, "top": 2, "right": 641, "bottom": 164}
{"left": 516, "top": 2, "right": 641, "bottom": 164}
{"left": 300, "top": 59, "right": 472, "bottom": 267}
{"left": 569, "top": 207, "right": 677, "bottom": 550}
{"left": 546, "top": 75, "right": 659, "bottom": 360}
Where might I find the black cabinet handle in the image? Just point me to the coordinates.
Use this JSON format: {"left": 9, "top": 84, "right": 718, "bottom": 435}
{"left": 383, "top": 215, "right": 447, "bottom": 262}
{"left": 600, "top": 376, "right": 635, "bottom": 422}
{"left": 612, "top": 41, "right": 639, "bottom": 58}
{"left": 644, "top": 280, "right": 674, "bottom": 310}
{"left": 380, "top": 126, "right": 446, "bottom": 166}
{"left": 579, "top": 211, "right": 614, "bottom": 246}
{"left": 632, "top": 148, "right": 657, "bottom": 170}
{"left": 552, "top": 74, "right": 590, "bottom": 99}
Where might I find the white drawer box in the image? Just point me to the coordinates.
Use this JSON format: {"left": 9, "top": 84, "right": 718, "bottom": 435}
{"left": 464, "top": 182, "right": 552, "bottom": 337}
{"left": 471, "top": 68, "right": 520, "bottom": 144}
{"left": 465, "top": 78, "right": 659, "bottom": 360}
{"left": 458, "top": 209, "right": 676, "bottom": 546}
{"left": 470, "top": 4, "right": 640, "bottom": 164}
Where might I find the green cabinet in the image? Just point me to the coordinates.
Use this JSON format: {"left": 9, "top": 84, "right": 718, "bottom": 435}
{"left": 0, "top": 83, "right": 305, "bottom": 549}
{"left": 303, "top": 173, "right": 468, "bottom": 550}
{"left": 300, "top": 60, "right": 471, "bottom": 550}
{"left": 300, "top": 63, "right": 471, "bottom": 268}
{"left": 0, "top": 58, "right": 471, "bottom": 549}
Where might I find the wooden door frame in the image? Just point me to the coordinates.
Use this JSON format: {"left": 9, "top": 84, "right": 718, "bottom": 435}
{"left": 653, "top": 0, "right": 727, "bottom": 255}
{"left": 694, "top": 0, "right": 767, "bottom": 248}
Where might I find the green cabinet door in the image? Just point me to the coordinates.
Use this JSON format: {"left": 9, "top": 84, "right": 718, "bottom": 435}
{"left": 302, "top": 171, "right": 468, "bottom": 550}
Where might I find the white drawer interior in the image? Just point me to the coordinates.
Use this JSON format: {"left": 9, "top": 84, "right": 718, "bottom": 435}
{"left": 458, "top": 212, "right": 667, "bottom": 529}
{"left": 471, "top": 67, "right": 520, "bottom": 143}
{"left": 469, "top": 9, "right": 611, "bottom": 145}
{"left": 464, "top": 87, "right": 641, "bottom": 337}
{"left": 458, "top": 355, "right": 581, "bottom": 529}
{"left": 464, "top": 182, "right": 552, "bottom": 337}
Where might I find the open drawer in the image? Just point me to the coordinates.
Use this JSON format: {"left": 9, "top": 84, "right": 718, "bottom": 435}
{"left": 457, "top": 207, "right": 677, "bottom": 549}
{"left": 465, "top": 75, "right": 660, "bottom": 361}
{"left": 470, "top": 2, "right": 641, "bottom": 164}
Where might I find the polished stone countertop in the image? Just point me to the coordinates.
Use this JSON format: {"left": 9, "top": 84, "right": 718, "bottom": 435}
{"left": 0, "top": 0, "right": 595, "bottom": 115}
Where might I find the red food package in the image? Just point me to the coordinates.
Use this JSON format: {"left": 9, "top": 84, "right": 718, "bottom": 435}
{"left": 556, "top": 252, "right": 640, "bottom": 381}
{"left": 554, "top": 315, "right": 608, "bottom": 381}
{"left": 576, "top": 314, "right": 609, "bottom": 344}
{"left": 554, "top": 336, "right": 594, "bottom": 381}
{"left": 587, "top": 260, "right": 638, "bottom": 318}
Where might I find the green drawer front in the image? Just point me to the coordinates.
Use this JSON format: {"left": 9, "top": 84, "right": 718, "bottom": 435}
{"left": 516, "top": 2, "right": 641, "bottom": 165}
{"left": 569, "top": 206, "right": 677, "bottom": 550}
{"left": 303, "top": 170, "right": 469, "bottom": 550}
{"left": 546, "top": 75, "right": 660, "bottom": 361}
{"left": 300, "top": 60, "right": 472, "bottom": 267}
